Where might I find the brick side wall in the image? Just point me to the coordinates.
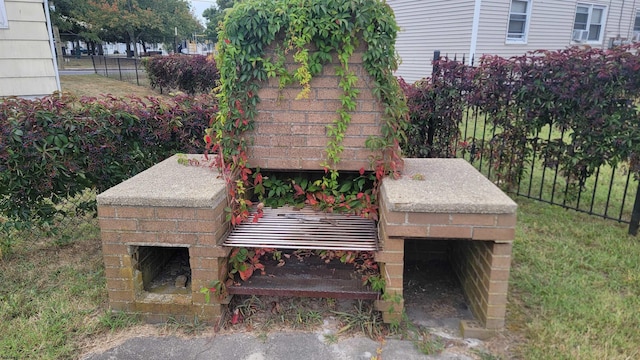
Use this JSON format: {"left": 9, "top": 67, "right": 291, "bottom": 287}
{"left": 450, "top": 241, "right": 512, "bottom": 330}
{"left": 98, "top": 202, "right": 231, "bottom": 323}
{"left": 246, "top": 45, "right": 384, "bottom": 171}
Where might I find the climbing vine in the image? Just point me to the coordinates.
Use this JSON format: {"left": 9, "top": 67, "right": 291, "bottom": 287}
{"left": 206, "top": 0, "right": 408, "bottom": 225}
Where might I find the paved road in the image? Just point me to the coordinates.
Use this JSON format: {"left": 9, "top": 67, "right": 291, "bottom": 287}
{"left": 59, "top": 69, "right": 96, "bottom": 76}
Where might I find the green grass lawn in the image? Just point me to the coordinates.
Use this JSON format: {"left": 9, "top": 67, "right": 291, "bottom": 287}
{"left": 511, "top": 198, "right": 640, "bottom": 359}
{"left": 60, "top": 74, "right": 162, "bottom": 99}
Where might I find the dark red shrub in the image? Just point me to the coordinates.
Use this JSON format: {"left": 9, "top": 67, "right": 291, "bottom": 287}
{"left": 144, "top": 54, "right": 220, "bottom": 94}
{"left": 401, "top": 44, "right": 640, "bottom": 187}
{"left": 399, "top": 58, "right": 474, "bottom": 158}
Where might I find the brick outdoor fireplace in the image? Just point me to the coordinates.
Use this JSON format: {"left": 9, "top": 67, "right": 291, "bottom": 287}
{"left": 97, "top": 44, "right": 516, "bottom": 338}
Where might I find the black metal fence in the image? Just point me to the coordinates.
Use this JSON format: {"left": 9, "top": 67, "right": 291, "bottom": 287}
{"left": 456, "top": 109, "right": 640, "bottom": 234}
{"left": 91, "top": 55, "right": 149, "bottom": 87}
{"left": 428, "top": 51, "right": 640, "bottom": 234}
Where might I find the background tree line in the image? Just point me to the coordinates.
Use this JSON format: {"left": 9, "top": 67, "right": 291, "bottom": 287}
{"left": 50, "top": 0, "right": 204, "bottom": 57}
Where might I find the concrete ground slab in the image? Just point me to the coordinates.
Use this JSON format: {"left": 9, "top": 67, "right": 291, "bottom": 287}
{"left": 81, "top": 331, "right": 478, "bottom": 360}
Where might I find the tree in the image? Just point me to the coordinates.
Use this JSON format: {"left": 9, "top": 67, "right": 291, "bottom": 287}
{"left": 87, "top": 0, "right": 202, "bottom": 57}
{"left": 51, "top": 0, "right": 101, "bottom": 55}
{"left": 138, "top": 0, "right": 203, "bottom": 52}
{"left": 203, "top": 0, "right": 235, "bottom": 44}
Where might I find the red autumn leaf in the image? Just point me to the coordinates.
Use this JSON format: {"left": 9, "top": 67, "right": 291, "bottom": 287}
{"left": 357, "top": 192, "right": 364, "bottom": 199}
{"left": 231, "top": 309, "right": 242, "bottom": 324}
{"left": 253, "top": 262, "right": 266, "bottom": 275}
{"left": 293, "top": 184, "right": 305, "bottom": 196}
{"left": 224, "top": 39, "right": 231, "bottom": 44}
{"left": 359, "top": 167, "right": 365, "bottom": 175}
{"left": 306, "top": 193, "right": 318, "bottom": 205}
{"left": 254, "top": 173, "right": 263, "bottom": 185}
{"left": 238, "top": 266, "right": 254, "bottom": 281}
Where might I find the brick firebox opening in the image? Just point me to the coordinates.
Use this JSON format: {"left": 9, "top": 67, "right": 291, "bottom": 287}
{"left": 402, "top": 239, "right": 485, "bottom": 328}
{"left": 377, "top": 158, "right": 516, "bottom": 338}
{"left": 132, "top": 246, "right": 191, "bottom": 295}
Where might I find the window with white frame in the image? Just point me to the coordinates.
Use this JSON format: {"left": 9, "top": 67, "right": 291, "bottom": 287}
{"left": 573, "top": 4, "right": 606, "bottom": 43}
{"left": 507, "top": 0, "right": 531, "bottom": 42}
{"left": 0, "top": 0, "right": 8, "bottom": 29}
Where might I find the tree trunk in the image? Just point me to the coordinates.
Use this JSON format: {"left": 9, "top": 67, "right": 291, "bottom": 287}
{"left": 53, "top": 25, "right": 64, "bottom": 70}
{"left": 76, "top": 39, "right": 81, "bottom": 58}
{"left": 127, "top": 30, "right": 140, "bottom": 58}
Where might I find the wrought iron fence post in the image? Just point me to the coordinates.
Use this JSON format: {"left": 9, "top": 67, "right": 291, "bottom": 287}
{"left": 91, "top": 55, "right": 97, "bottom": 74}
{"left": 628, "top": 182, "right": 640, "bottom": 235}
{"left": 104, "top": 56, "right": 109, "bottom": 77}
{"left": 432, "top": 50, "right": 440, "bottom": 78}
{"left": 117, "top": 58, "right": 123, "bottom": 81}
{"left": 134, "top": 58, "right": 140, "bottom": 86}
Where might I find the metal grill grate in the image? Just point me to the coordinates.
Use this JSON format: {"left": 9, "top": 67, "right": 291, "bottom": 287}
{"left": 223, "top": 206, "right": 378, "bottom": 251}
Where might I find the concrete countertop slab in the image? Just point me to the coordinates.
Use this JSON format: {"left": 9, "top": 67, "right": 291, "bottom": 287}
{"left": 381, "top": 158, "right": 517, "bottom": 214}
{"left": 97, "top": 154, "right": 226, "bottom": 208}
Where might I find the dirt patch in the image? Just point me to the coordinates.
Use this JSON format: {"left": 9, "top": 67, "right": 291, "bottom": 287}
{"left": 403, "top": 259, "right": 474, "bottom": 330}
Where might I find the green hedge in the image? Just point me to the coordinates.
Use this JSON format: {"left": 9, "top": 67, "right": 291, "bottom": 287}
{"left": 0, "top": 93, "right": 217, "bottom": 230}
{"left": 401, "top": 45, "right": 640, "bottom": 187}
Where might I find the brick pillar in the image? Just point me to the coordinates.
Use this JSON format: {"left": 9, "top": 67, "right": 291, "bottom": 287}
{"left": 375, "top": 218, "right": 405, "bottom": 322}
{"left": 450, "top": 240, "right": 512, "bottom": 334}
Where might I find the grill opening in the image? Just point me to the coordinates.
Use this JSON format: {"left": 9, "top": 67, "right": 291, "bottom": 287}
{"left": 132, "top": 246, "right": 191, "bottom": 295}
{"left": 403, "top": 240, "right": 474, "bottom": 328}
{"left": 226, "top": 248, "right": 379, "bottom": 299}
{"left": 223, "top": 169, "right": 380, "bottom": 298}
{"left": 225, "top": 169, "right": 378, "bottom": 251}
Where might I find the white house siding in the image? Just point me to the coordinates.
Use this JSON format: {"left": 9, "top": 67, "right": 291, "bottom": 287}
{"left": 388, "top": 0, "right": 640, "bottom": 83}
{"left": 623, "top": 0, "right": 640, "bottom": 41}
{"left": 603, "top": 0, "right": 637, "bottom": 46}
{"left": 473, "top": 0, "right": 639, "bottom": 59}
{"left": 0, "top": 0, "right": 59, "bottom": 98}
{"left": 389, "top": 0, "right": 475, "bottom": 83}
{"left": 474, "top": 0, "right": 574, "bottom": 60}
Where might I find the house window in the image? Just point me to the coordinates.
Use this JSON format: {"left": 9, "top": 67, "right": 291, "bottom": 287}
{"left": 573, "top": 4, "right": 606, "bottom": 43}
{"left": 0, "top": 0, "right": 8, "bottom": 29}
{"left": 507, "top": 0, "right": 531, "bottom": 42}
